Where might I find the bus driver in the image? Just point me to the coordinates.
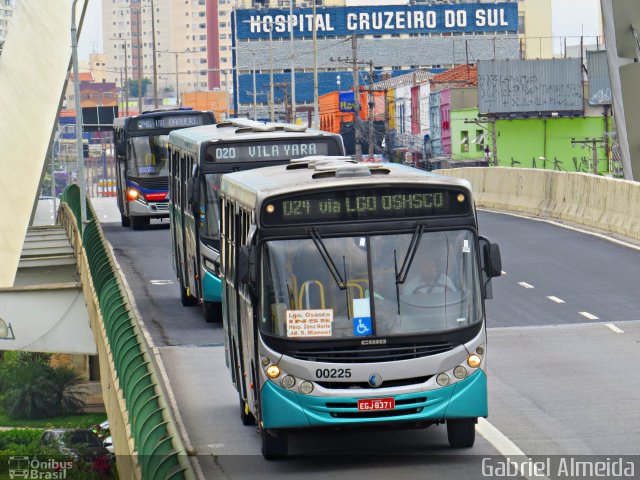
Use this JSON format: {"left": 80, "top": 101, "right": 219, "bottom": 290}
{"left": 403, "top": 256, "right": 456, "bottom": 294}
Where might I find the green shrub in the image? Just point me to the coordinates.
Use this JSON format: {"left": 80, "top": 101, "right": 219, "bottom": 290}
{"left": 0, "top": 355, "right": 86, "bottom": 420}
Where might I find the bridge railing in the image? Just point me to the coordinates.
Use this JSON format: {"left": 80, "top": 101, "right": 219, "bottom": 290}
{"left": 437, "top": 167, "right": 640, "bottom": 243}
{"left": 58, "top": 185, "right": 195, "bottom": 480}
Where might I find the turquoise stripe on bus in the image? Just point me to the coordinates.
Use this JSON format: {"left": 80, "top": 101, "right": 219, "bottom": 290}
{"left": 202, "top": 270, "right": 223, "bottom": 303}
{"left": 442, "top": 369, "right": 488, "bottom": 418}
{"left": 261, "top": 370, "right": 487, "bottom": 429}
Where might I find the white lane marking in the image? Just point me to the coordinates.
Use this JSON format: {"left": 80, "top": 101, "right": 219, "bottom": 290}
{"left": 518, "top": 282, "right": 534, "bottom": 289}
{"left": 150, "top": 279, "right": 174, "bottom": 286}
{"left": 547, "top": 296, "right": 565, "bottom": 304}
{"left": 501, "top": 270, "right": 507, "bottom": 275}
{"left": 477, "top": 418, "right": 550, "bottom": 480}
{"left": 605, "top": 323, "right": 624, "bottom": 334}
{"left": 579, "top": 311, "right": 599, "bottom": 320}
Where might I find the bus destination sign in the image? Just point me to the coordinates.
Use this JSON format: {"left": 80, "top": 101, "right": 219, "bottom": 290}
{"left": 135, "top": 115, "right": 206, "bottom": 130}
{"left": 208, "top": 139, "right": 338, "bottom": 163}
{"left": 262, "top": 187, "right": 470, "bottom": 225}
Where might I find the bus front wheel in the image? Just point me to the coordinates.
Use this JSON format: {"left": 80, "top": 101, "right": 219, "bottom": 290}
{"left": 447, "top": 418, "right": 476, "bottom": 448}
{"left": 121, "top": 214, "right": 130, "bottom": 227}
{"left": 261, "top": 429, "right": 287, "bottom": 460}
{"left": 203, "top": 301, "right": 222, "bottom": 323}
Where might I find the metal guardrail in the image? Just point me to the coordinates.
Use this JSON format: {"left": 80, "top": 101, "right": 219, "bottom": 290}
{"left": 59, "top": 185, "right": 195, "bottom": 480}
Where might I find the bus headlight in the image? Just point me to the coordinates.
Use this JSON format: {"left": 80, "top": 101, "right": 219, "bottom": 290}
{"left": 299, "top": 381, "right": 314, "bottom": 394}
{"left": 127, "top": 188, "right": 140, "bottom": 201}
{"left": 453, "top": 365, "right": 468, "bottom": 379}
{"left": 203, "top": 258, "right": 219, "bottom": 275}
{"left": 467, "top": 354, "right": 482, "bottom": 368}
{"left": 266, "top": 365, "right": 281, "bottom": 379}
{"left": 476, "top": 345, "right": 485, "bottom": 356}
{"left": 436, "top": 373, "right": 450, "bottom": 386}
{"left": 261, "top": 357, "right": 271, "bottom": 367}
{"left": 281, "top": 375, "right": 296, "bottom": 389}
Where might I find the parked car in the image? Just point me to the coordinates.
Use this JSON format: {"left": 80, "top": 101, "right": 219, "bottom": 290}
{"left": 40, "top": 429, "right": 111, "bottom": 462}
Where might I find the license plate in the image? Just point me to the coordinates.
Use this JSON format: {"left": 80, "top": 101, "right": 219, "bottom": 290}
{"left": 357, "top": 397, "right": 395, "bottom": 412}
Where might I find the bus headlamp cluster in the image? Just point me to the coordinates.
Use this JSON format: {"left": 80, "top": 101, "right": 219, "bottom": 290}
{"left": 435, "top": 346, "right": 485, "bottom": 387}
{"left": 262, "top": 356, "right": 314, "bottom": 395}
{"left": 203, "top": 258, "right": 220, "bottom": 276}
{"left": 127, "top": 188, "right": 141, "bottom": 201}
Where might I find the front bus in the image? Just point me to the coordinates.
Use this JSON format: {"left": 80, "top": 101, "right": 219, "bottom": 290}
{"left": 220, "top": 159, "right": 502, "bottom": 459}
{"left": 113, "top": 109, "right": 215, "bottom": 229}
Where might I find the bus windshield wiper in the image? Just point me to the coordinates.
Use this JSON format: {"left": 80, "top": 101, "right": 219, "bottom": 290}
{"left": 396, "top": 223, "right": 426, "bottom": 285}
{"left": 309, "top": 228, "right": 347, "bottom": 290}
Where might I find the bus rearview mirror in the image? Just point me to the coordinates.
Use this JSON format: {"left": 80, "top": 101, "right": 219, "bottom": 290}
{"left": 487, "top": 243, "right": 502, "bottom": 278}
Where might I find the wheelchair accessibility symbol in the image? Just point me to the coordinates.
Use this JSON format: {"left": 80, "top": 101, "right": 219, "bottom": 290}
{"left": 353, "top": 317, "right": 372, "bottom": 336}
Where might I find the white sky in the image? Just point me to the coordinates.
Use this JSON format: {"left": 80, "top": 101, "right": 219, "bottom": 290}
{"left": 77, "top": 0, "right": 602, "bottom": 60}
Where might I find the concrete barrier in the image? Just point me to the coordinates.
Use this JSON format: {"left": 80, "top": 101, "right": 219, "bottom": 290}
{"left": 436, "top": 167, "right": 640, "bottom": 242}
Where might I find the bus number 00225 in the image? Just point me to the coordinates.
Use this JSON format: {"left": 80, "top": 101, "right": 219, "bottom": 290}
{"left": 315, "top": 368, "right": 351, "bottom": 379}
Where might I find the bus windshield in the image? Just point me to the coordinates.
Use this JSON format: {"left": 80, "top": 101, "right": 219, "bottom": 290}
{"left": 260, "top": 230, "right": 482, "bottom": 340}
{"left": 127, "top": 134, "right": 169, "bottom": 177}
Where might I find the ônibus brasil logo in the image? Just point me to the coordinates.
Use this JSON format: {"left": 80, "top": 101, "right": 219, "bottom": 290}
{"left": 8, "top": 456, "right": 73, "bottom": 479}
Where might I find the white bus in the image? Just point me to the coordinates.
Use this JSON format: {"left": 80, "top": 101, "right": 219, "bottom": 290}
{"left": 219, "top": 157, "right": 502, "bottom": 458}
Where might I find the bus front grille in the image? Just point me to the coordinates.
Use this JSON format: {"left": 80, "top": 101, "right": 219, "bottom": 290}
{"left": 330, "top": 408, "right": 423, "bottom": 419}
{"left": 316, "top": 376, "right": 432, "bottom": 390}
{"left": 287, "top": 341, "right": 456, "bottom": 363}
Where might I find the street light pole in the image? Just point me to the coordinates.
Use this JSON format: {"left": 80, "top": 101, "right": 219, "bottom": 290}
{"left": 71, "top": 0, "right": 87, "bottom": 225}
{"left": 124, "top": 41, "right": 129, "bottom": 115}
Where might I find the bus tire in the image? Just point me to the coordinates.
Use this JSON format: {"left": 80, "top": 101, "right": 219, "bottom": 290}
{"left": 121, "top": 214, "right": 130, "bottom": 227}
{"left": 239, "top": 396, "right": 256, "bottom": 426}
{"left": 261, "top": 429, "right": 287, "bottom": 460}
{"left": 447, "top": 418, "right": 476, "bottom": 448}
{"left": 131, "top": 216, "right": 150, "bottom": 230}
{"left": 203, "top": 301, "right": 222, "bottom": 323}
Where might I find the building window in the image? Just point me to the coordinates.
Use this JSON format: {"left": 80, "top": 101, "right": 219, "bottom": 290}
{"left": 475, "top": 130, "right": 484, "bottom": 152}
{"left": 518, "top": 15, "right": 525, "bottom": 34}
{"left": 461, "top": 131, "right": 469, "bottom": 153}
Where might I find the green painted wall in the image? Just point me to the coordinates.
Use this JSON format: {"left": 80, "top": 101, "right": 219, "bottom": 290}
{"left": 495, "top": 116, "right": 608, "bottom": 173}
{"left": 449, "top": 108, "right": 609, "bottom": 173}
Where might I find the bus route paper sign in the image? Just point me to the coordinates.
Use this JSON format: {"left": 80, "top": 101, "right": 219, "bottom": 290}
{"left": 286, "top": 309, "right": 333, "bottom": 337}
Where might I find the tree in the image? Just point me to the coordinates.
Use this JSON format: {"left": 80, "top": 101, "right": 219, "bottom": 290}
{"left": 0, "top": 353, "right": 86, "bottom": 419}
{"left": 128, "top": 77, "right": 152, "bottom": 98}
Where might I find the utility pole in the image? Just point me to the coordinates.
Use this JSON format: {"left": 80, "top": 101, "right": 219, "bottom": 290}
{"left": 175, "top": 52, "right": 180, "bottom": 106}
{"left": 352, "top": 36, "right": 361, "bottom": 160}
{"left": 124, "top": 42, "right": 129, "bottom": 115}
{"left": 269, "top": 27, "right": 274, "bottom": 121}
{"left": 289, "top": 0, "right": 296, "bottom": 123}
{"left": 312, "top": 0, "right": 319, "bottom": 128}
{"left": 151, "top": 0, "right": 158, "bottom": 108}
{"left": 135, "top": 7, "right": 142, "bottom": 113}
{"left": 367, "top": 61, "right": 374, "bottom": 159}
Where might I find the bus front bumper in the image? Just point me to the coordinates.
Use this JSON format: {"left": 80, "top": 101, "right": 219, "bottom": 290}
{"left": 261, "top": 369, "right": 487, "bottom": 429}
{"left": 202, "top": 270, "right": 222, "bottom": 303}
